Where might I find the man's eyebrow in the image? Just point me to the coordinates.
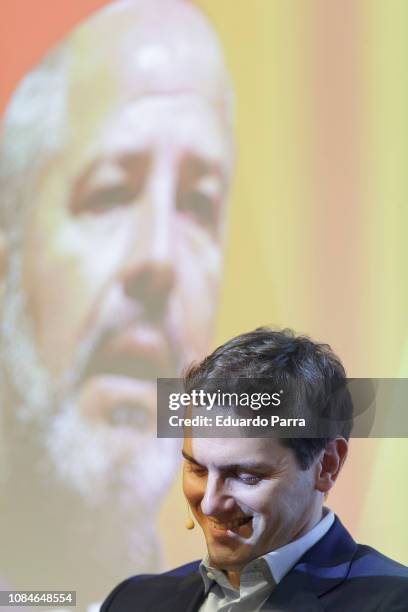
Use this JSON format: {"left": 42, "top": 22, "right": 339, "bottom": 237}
{"left": 223, "top": 461, "right": 275, "bottom": 473}
{"left": 181, "top": 450, "right": 274, "bottom": 472}
{"left": 182, "top": 450, "right": 202, "bottom": 465}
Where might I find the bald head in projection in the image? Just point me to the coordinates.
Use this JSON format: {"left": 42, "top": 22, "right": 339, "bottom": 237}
{"left": 0, "top": 0, "right": 233, "bottom": 604}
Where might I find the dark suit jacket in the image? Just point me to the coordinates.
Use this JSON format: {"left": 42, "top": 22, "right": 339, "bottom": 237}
{"left": 101, "top": 517, "right": 408, "bottom": 611}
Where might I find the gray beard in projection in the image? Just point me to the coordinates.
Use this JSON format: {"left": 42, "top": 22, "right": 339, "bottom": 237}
{"left": 0, "top": 249, "right": 182, "bottom": 606}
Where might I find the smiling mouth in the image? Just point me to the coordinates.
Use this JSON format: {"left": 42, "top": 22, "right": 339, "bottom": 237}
{"left": 210, "top": 516, "right": 253, "bottom": 531}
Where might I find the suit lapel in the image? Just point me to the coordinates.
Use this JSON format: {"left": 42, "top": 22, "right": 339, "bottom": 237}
{"left": 265, "top": 577, "right": 325, "bottom": 611}
{"left": 266, "top": 516, "right": 357, "bottom": 610}
{"left": 156, "top": 572, "right": 204, "bottom": 612}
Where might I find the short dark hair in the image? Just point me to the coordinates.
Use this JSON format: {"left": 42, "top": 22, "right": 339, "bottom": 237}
{"left": 184, "top": 327, "right": 353, "bottom": 469}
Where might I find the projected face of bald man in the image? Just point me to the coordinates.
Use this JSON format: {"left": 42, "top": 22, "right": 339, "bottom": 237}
{"left": 0, "top": 0, "right": 234, "bottom": 507}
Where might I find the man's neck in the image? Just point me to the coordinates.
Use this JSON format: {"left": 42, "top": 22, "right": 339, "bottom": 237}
{"left": 225, "top": 570, "right": 240, "bottom": 588}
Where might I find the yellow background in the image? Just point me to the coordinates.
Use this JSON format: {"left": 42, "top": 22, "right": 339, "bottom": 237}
{"left": 160, "top": 0, "right": 408, "bottom": 567}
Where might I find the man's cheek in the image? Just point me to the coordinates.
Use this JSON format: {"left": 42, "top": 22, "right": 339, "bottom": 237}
{"left": 178, "top": 218, "right": 223, "bottom": 276}
{"left": 65, "top": 217, "right": 131, "bottom": 289}
{"left": 178, "top": 238, "right": 222, "bottom": 312}
{"left": 21, "top": 252, "right": 94, "bottom": 374}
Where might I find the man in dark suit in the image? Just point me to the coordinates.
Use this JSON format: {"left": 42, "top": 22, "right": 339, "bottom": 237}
{"left": 102, "top": 328, "right": 408, "bottom": 611}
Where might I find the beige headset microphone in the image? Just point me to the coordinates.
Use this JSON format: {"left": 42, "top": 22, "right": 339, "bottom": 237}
{"left": 186, "top": 503, "right": 195, "bottom": 530}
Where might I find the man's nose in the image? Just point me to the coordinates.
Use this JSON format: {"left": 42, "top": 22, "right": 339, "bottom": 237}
{"left": 123, "top": 251, "right": 175, "bottom": 308}
{"left": 200, "top": 474, "right": 235, "bottom": 517}
{"left": 122, "top": 187, "right": 176, "bottom": 318}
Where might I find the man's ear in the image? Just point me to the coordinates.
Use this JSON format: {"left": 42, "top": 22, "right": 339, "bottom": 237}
{"left": 314, "top": 438, "right": 348, "bottom": 494}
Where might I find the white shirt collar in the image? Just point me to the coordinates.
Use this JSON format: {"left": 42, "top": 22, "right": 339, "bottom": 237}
{"left": 263, "top": 507, "right": 335, "bottom": 584}
{"left": 199, "top": 508, "right": 335, "bottom": 594}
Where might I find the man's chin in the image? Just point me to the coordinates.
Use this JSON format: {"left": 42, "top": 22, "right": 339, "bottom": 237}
{"left": 44, "top": 385, "right": 180, "bottom": 508}
{"left": 208, "top": 551, "right": 252, "bottom": 573}
{"left": 77, "top": 374, "right": 158, "bottom": 433}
